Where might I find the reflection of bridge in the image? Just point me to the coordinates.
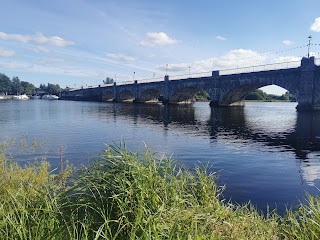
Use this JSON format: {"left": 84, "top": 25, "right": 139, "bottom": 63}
{"left": 86, "top": 103, "right": 320, "bottom": 160}
{"left": 62, "top": 57, "right": 320, "bottom": 111}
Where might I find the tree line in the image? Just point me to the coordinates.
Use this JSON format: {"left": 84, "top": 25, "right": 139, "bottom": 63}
{"left": 0, "top": 73, "right": 61, "bottom": 95}
{"left": 245, "top": 89, "right": 296, "bottom": 101}
{"left": 194, "top": 89, "right": 296, "bottom": 102}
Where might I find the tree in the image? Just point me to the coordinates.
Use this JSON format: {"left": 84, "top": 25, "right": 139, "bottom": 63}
{"left": 280, "top": 91, "right": 296, "bottom": 102}
{"left": 0, "top": 73, "right": 12, "bottom": 95}
{"left": 11, "top": 77, "right": 24, "bottom": 95}
{"left": 245, "top": 89, "right": 267, "bottom": 100}
{"left": 103, "top": 77, "right": 114, "bottom": 84}
{"left": 21, "top": 81, "right": 35, "bottom": 95}
{"left": 47, "top": 83, "right": 61, "bottom": 95}
{"left": 194, "top": 89, "right": 210, "bottom": 101}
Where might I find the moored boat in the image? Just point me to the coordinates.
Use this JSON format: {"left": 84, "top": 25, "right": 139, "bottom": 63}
{"left": 12, "top": 94, "right": 29, "bottom": 100}
{"left": 42, "top": 94, "right": 59, "bottom": 100}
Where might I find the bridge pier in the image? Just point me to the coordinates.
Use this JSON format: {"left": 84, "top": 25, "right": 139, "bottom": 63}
{"left": 296, "top": 57, "right": 319, "bottom": 111}
{"left": 208, "top": 71, "right": 221, "bottom": 108}
{"left": 209, "top": 100, "right": 219, "bottom": 107}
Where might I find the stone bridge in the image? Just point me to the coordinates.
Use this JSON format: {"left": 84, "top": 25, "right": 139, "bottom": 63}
{"left": 61, "top": 57, "right": 320, "bottom": 111}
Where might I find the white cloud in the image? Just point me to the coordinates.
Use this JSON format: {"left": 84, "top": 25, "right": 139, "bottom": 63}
{"left": 157, "top": 63, "right": 188, "bottom": 72}
{"left": 0, "top": 61, "right": 106, "bottom": 79}
{"left": 37, "top": 57, "right": 65, "bottom": 66}
{"left": 0, "top": 32, "right": 74, "bottom": 47}
{"left": 309, "top": 52, "right": 318, "bottom": 57}
{"left": 31, "top": 46, "right": 50, "bottom": 53}
{"left": 282, "top": 40, "right": 293, "bottom": 45}
{"left": 274, "top": 56, "right": 302, "bottom": 62}
{"left": 216, "top": 35, "right": 227, "bottom": 41}
{"left": 215, "top": 49, "right": 267, "bottom": 68}
{"left": 156, "top": 49, "right": 269, "bottom": 73}
{"left": 0, "top": 47, "right": 15, "bottom": 57}
{"left": 140, "top": 32, "right": 177, "bottom": 47}
{"left": 310, "top": 17, "right": 320, "bottom": 32}
{"left": 107, "top": 53, "right": 137, "bottom": 62}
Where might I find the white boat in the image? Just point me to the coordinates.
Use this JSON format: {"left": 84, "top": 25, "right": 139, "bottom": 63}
{"left": 42, "top": 94, "right": 59, "bottom": 100}
{"left": 12, "top": 94, "right": 29, "bottom": 100}
{"left": 0, "top": 96, "right": 4, "bottom": 100}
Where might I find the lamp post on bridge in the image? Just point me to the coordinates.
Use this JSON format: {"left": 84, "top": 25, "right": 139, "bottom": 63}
{"left": 188, "top": 66, "right": 191, "bottom": 78}
{"left": 307, "top": 35, "right": 312, "bottom": 58}
{"left": 212, "top": 59, "right": 215, "bottom": 71}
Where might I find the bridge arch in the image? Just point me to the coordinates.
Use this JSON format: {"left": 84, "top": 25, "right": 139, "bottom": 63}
{"left": 101, "top": 90, "right": 114, "bottom": 102}
{"left": 169, "top": 86, "right": 201, "bottom": 103}
{"left": 118, "top": 90, "right": 134, "bottom": 102}
{"left": 219, "top": 75, "right": 300, "bottom": 106}
{"left": 139, "top": 89, "right": 161, "bottom": 102}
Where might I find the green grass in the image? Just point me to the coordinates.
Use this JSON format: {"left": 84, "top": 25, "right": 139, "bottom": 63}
{"left": 0, "top": 141, "right": 319, "bottom": 239}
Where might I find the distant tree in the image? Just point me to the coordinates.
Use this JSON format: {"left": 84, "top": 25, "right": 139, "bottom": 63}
{"left": 21, "top": 81, "right": 35, "bottom": 95}
{"left": 11, "top": 77, "right": 24, "bottom": 95}
{"left": 0, "top": 73, "right": 12, "bottom": 95}
{"left": 36, "top": 83, "right": 61, "bottom": 95}
{"left": 103, "top": 77, "right": 114, "bottom": 84}
{"left": 194, "top": 89, "right": 210, "bottom": 101}
{"left": 280, "top": 91, "right": 296, "bottom": 101}
{"left": 46, "top": 83, "right": 61, "bottom": 95}
{"left": 245, "top": 89, "right": 267, "bottom": 100}
{"left": 39, "top": 83, "right": 47, "bottom": 91}
{"left": 266, "top": 94, "right": 282, "bottom": 101}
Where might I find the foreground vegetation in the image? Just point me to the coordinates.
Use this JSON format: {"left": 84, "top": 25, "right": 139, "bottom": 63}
{"left": 0, "top": 141, "right": 319, "bottom": 239}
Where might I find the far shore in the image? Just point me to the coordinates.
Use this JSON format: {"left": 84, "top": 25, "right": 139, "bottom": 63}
{"left": 0, "top": 95, "right": 14, "bottom": 99}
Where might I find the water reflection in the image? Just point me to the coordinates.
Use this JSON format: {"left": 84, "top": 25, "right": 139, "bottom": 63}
{"left": 92, "top": 103, "right": 320, "bottom": 154}
{"left": 90, "top": 102, "right": 320, "bottom": 186}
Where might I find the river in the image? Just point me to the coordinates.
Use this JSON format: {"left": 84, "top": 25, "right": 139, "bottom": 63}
{"left": 1, "top": 99, "right": 320, "bottom": 214}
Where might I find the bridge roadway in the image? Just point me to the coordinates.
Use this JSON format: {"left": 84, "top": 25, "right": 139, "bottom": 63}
{"left": 61, "top": 57, "right": 320, "bottom": 111}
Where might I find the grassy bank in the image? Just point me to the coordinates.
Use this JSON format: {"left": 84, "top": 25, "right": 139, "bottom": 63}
{"left": 0, "top": 142, "right": 319, "bottom": 239}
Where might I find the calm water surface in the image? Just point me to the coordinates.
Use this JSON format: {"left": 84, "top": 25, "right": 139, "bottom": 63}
{"left": 1, "top": 99, "right": 320, "bottom": 214}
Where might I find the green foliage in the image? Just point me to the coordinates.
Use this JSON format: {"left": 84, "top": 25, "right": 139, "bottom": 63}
{"left": 246, "top": 89, "right": 268, "bottom": 100}
{"left": 38, "top": 83, "right": 61, "bottom": 95}
{"left": 103, "top": 77, "right": 114, "bottom": 84}
{"left": 281, "top": 194, "right": 320, "bottom": 239}
{"left": 11, "top": 77, "right": 24, "bottom": 95}
{"left": 278, "top": 91, "right": 296, "bottom": 101}
{"left": 0, "top": 73, "right": 12, "bottom": 95}
{"left": 246, "top": 90, "right": 296, "bottom": 102}
{"left": 21, "top": 81, "right": 35, "bottom": 95}
{"left": 194, "top": 89, "right": 210, "bottom": 101}
{"left": 0, "top": 74, "right": 36, "bottom": 95}
{"left": 0, "top": 142, "right": 319, "bottom": 239}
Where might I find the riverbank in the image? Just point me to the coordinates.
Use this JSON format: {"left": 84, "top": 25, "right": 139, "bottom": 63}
{"left": 0, "top": 95, "right": 13, "bottom": 99}
{"left": 0, "top": 143, "right": 319, "bottom": 239}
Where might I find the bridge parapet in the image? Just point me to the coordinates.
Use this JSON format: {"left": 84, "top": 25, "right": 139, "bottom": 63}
{"left": 169, "top": 71, "right": 212, "bottom": 81}
{"left": 219, "top": 61, "right": 301, "bottom": 75}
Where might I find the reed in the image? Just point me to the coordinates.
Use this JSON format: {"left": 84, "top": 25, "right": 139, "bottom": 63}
{"left": 0, "top": 142, "right": 319, "bottom": 239}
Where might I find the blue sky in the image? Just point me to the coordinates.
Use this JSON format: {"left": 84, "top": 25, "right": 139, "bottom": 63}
{"left": 0, "top": 0, "right": 320, "bottom": 94}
